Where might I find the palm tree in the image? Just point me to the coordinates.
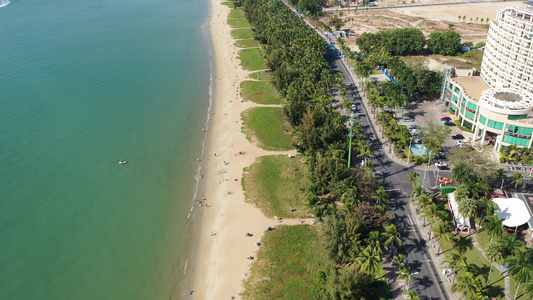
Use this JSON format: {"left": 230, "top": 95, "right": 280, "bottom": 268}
{"left": 511, "top": 172, "right": 526, "bottom": 192}
{"left": 432, "top": 221, "right": 453, "bottom": 255}
{"left": 476, "top": 197, "right": 497, "bottom": 228}
{"left": 405, "top": 171, "right": 421, "bottom": 187}
{"left": 485, "top": 242, "right": 503, "bottom": 286}
{"left": 372, "top": 186, "right": 389, "bottom": 205}
{"left": 508, "top": 249, "right": 533, "bottom": 300}
{"left": 393, "top": 253, "right": 406, "bottom": 269}
{"left": 480, "top": 18, "right": 484, "bottom": 24}
{"left": 443, "top": 251, "right": 467, "bottom": 284}
{"left": 458, "top": 198, "right": 477, "bottom": 231}
{"left": 484, "top": 215, "right": 505, "bottom": 242}
{"left": 494, "top": 168, "right": 506, "bottom": 189}
{"left": 366, "top": 231, "right": 384, "bottom": 256}
{"left": 411, "top": 184, "right": 424, "bottom": 202}
{"left": 499, "top": 234, "right": 524, "bottom": 269}
{"left": 451, "top": 271, "right": 485, "bottom": 299}
{"left": 383, "top": 224, "right": 402, "bottom": 254}
{"left": 458, "top": 15, "right": 462, "bottom": 23}
{"left": 462, "top": 15, "right": 466, "bottom": 23}
{"left": 521, "top": 280, "right": 533, "bottom": 299}
{"left": 452, "top": 163, "right": 470, "bottom": 184}
{"left": 402, "top": 289, "right": 420, "bottom": 300}
{"left": 422, "top": 202, "right": 439, "bottom": 227}
{"left": 356, "top": 247, "right": 381, "bottom": 275}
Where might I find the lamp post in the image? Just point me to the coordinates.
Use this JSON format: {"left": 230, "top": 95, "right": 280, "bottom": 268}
{"left": 422, "top": 150, "right": 433, "bottom": 185}
{"left": 407, "top": 137, "right": 413, "bottom": 164}
{"left": 400, "top": 271, "right": 419, "bottom": 290}
{"left": 347, "top": 112, "right": 355, "bottom": 167}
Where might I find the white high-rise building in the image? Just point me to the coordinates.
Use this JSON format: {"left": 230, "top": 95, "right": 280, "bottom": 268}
{"left": 481, "top": 5, "right": 533, "bottom": 93}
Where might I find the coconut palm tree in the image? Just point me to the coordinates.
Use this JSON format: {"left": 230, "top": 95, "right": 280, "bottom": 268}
{"left": 356, "top": 247, "right": 381, "bottom": 275}
{"left": 511, "top": 172, "right": 526, "bottom": 192}
{"left": 383, "top": 224, "right": 402, "bottom": 255}
{"left": 451, "top": 271, "right": 485, "bottom": 299}
{"left": 484, "top": 215, "right": 505, "bottom": 242}
{"left": 366, "top": 231, "right": 384, "bottom": 257}
{"left": 402, "top": 289, "right": 420, "bottom": 300}
{"left": 485, "top": 242, "right": 503, "bottom": 286}
{"left": 372, "top": 186, "right": 389, "bottom": 205}
{"left": 499, "top": 234, "right": 524, "bottom": 269}
{"left": 459, "top": 198, "right": 477, "bottom": 231}
{"left": 432, "top": 221, "right": 453, "bottom": 255}
{"left": 508, "top": 249, "right": 533, "bottom": 300}
{"left": 422, "top": 202, "right": 439, "bottom": 227}
{"left": 493, "top": 168, "right": 506, "bottom": 189}
{"left": 452, "top": 163, "right": 470, "bottom": 184}
{"left": 521, "top": 280, "right": 533, "bottom": 299}
{"left": 405, "top": 171, "right": 421, "bottom": 187}
{"left": 443, "top": 251, "right": 467, "bottom": 284}
{"left": 393, "top": 253, "right": 406, "bottom": 269}
{"left": 411, "top": 184, "right": 424, "bottom": 202}
{"left": 476, "top": 197, "right": 497, "bottom": 228}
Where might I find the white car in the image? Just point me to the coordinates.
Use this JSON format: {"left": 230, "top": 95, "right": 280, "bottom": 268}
{"left": 456, "top": 140, "right": 469, "bottom": 147}
{"left": 402, "top": 116, "right": 415, "bottom": 122}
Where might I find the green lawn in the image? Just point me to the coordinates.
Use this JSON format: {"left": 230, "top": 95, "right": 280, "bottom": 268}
{"left": 221, "top": 1, "right": 235, "bottom": 8}
{"left": 240, "top": 81, "right": 282, "bottom": 105}
{"left": 228, "top": 8, "right": 245, "bottom": 18}
{"left": 440, "top": 236, "right": 505, "bottom": 299}
{"left": 242, "top": 225, "right": 333, "bottom": 300}
{"left": 234, "top": 38, "right": 260, "bottom": 48}
{"left": 249, "top": 71, "right": 272, "bottom": 81}
{"left": 241, "top": 107, "right": 293, "bottom": 151}
{"left": 227, "top": 18, "right": 250, "bottom": 28}
{"left": 242, "top": 155, "right": 309, "bottom": 218}
{"left": 231, "top": 28, "right": 254, "bottom": 40}
{"left": 238, "top": 48, "right": 267, "bottom": 70}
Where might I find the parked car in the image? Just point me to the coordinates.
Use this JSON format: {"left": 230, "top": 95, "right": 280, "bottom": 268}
{"left": 438, "top": 177, "right": 453, "bottom": 185}
{"left": 351, "top": 104, "right": 356, "bottom": 110}
{"left": 435, "top": 161, "right": 448, "bottom": 170}
{"left": 402, "top": 116, "right": 415, "bottom": 122}
{"left": 408, "top": 125, "right": 419, "bottom": 130}
{"left": 452, "top": 134, "right": 464, "bottom": 140}
{"left": 456, "top": 140, "right": 469, "bottom": 146}
{"left": 356, "top": 112, "right": 366, "bottom": 117}
{"left": 441, "top": 117, "right": 452, "bottom": 122}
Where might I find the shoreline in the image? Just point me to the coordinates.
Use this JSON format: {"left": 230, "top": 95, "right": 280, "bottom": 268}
{"left": 179, "top": 0, "right": 301, "bottom": 298}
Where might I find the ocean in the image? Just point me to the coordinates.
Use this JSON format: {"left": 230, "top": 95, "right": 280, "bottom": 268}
{"left": 0, "top": 0, "right": 211, "bottom": 299}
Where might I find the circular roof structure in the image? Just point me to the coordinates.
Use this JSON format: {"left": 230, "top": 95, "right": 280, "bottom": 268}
{"left": 480, "top": 88, "right": 533, "bottom": 113}
{"left": 492, "top": 198, "right": 532, "bottom": 227}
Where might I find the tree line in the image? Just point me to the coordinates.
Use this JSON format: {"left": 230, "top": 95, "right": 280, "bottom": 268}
{"left": 240, "top": 0, "right": 401, "bottom": 298}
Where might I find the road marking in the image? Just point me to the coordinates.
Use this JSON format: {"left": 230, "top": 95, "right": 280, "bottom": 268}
{"left": 406, "top": 215, "right": 417, "bottom": 226}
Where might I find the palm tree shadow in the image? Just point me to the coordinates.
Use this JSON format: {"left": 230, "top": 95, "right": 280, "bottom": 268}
{"left": 412, "top": 275, "right": 433, "bottom": 291}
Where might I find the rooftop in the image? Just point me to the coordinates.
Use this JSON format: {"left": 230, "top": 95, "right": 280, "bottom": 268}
{"left": 451, "top": 76, "right": 489, "bottom": 101}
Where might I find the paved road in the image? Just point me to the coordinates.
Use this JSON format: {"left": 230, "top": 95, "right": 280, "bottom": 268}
{"left": 324, "top": 47, "right": 450, "bottom": 300}
{"left": 323, "top": 0, "right": 507, "bottom": 12}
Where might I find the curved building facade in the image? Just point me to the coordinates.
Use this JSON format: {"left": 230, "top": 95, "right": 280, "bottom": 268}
{"left": 444, "top": 4, "right": 533, "bottom": 151}
{"left": 481, "top": 6, "right": 533, "bottom": 92}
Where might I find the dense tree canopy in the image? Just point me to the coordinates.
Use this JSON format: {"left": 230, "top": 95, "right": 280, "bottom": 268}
{"left": 428, "top": 30, "right": 462, "bottom": 56}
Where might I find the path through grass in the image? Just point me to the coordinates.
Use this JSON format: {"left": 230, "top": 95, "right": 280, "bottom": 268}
{"left": 228, "top": 18, "right": 250, "bottom": 28}
{"left": 234, "top": 39, "right": 260, "bottom": 48}
{"left": 241, "top": 107, "right": 293, "bottom": 151}
{"left": 249, "top": 71, "right": 272, "bottom": 81}
{"left": 231, "top": 28, "right": 254, "bottom": 40}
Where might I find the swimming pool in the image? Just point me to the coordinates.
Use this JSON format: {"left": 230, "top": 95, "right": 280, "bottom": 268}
{"left": 410, "top": 144, "right": 428, "bottom": 157}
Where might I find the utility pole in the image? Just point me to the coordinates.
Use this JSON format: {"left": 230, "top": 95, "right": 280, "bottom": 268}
{"left": 348, "top": 111, "right": 355, "bottom": 167}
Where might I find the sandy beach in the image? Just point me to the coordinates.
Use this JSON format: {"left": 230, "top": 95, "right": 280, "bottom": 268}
{"left": 182, "top": 0, "right": 301, "bottom": 299}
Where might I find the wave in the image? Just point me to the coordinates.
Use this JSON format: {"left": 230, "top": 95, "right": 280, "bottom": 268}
{"left": 0, "top": 0, "right": 10, "bottom": 8}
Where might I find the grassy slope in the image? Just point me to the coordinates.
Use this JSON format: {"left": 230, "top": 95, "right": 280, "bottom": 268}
{"left": 231, "top": 28, "right": 254, "bottom": 40}
{"left": 242, "top": 225, "right": 332, "bottom": 300}
{"left": 241, "top": 107, "right": 293, "bottom": 151}
{"left": 234, "top": 38, "right": 260, "bottom": 48}
{"left": 227, "top": 18, "right": 250, "bottom": 28}
{"left": 228, "top": 8, "right": 245, "bottom": 19}
{"left": 242, "top": 155, "right": 309, "bottom": 218}
{"left": 249, "top": 71, "right": 272, "bottom": 81}
{"left": 240, "top": 81, "right": 282, "bottom": 104}
{"left": 238, "top": 48, "right": 267, "bottom": 70}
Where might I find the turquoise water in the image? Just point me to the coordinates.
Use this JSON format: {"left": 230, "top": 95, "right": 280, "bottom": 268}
{"left": 410, "top": 144, "right": 428, "bottom": 157}
{"left": 0, "top": 0, "right": 211, "bottom": 299}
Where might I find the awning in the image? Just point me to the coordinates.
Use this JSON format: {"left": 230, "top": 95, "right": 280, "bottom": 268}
{"left": 492, "top": 198, "right": 532, "bottom": 228}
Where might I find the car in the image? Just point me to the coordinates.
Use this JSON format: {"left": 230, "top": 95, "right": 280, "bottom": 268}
{"left": 351, "top": 104, "right": 357, "bottom": 110}
{"left": 438, "top": 177, "right": 453, "bottom": 185}
{"left": 356, "top": 113, "right": 366, "bottom": 117}
{"left": 441, "top": 117, "right": 452, "bottom": 121}
{"left": 452, "top": 134, "right": 464, "bottom": 140}
{"left": 402, "top": 116, "right": 415, "bottom": 122}
{"left": 435, "top": 161, "right": 448, "bottom": 170}
{"left": 456, "top": 140, "right": 469, "bottom": 145}
{"left": 408, "top": 125, "right": 419, "bottom": 130}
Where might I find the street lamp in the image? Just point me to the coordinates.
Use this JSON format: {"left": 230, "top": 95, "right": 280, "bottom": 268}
{"left": 407, "top": 137, "right": 413, "bottom": 164}
{"left": 422, "top": 150, "right": 433, "bottom": 184}
{"left": 400, "top": 271, "right": 419, "bottom": 290}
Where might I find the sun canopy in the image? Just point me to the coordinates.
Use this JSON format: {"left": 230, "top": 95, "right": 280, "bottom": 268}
{"left": 492, "top": 198, "right": 532, "bottom": 228}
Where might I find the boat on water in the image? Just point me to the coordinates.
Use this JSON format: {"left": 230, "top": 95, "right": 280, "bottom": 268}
{"left": 119, "top": 160, "right": 127, "bottom": 164}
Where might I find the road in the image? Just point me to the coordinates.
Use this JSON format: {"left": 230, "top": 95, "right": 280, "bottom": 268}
{"left": 324, "top": 47, "right": 451, "bottom": 300}
{"left": 322, "top": 0, "right": 507, "bottom": 12}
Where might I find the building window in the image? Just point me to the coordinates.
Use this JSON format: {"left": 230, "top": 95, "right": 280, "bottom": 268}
{"left": 463, "top": 120, "right": 473, "bottom": 130}
{"left": 487, "top": 119, "right": 504, "bottom": 130}
{"left": 503, "top": 135, "right": 531, "bottom": 146}
{"left": 451, "top": 104, "right": 457, "bottom": 111}
{"left": 465, "top": 110, "right": 476, "bottom": 120}
{"left": 506, "top": 124, "right": 533, "bottom": 135}
{"left": 452, "top": 94, "right": 459, "bottom": 103}
{"left": 508, "top": 114, "right": 528, "bottom": 120}
{"left": 454, "top": 86, "right": 460, "bottom": 93}
{"left": 449, "top": 83, "right": 453, "bottom": 90}
{"left": 479, "top": 115, "right": 487, "bottom": 125}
